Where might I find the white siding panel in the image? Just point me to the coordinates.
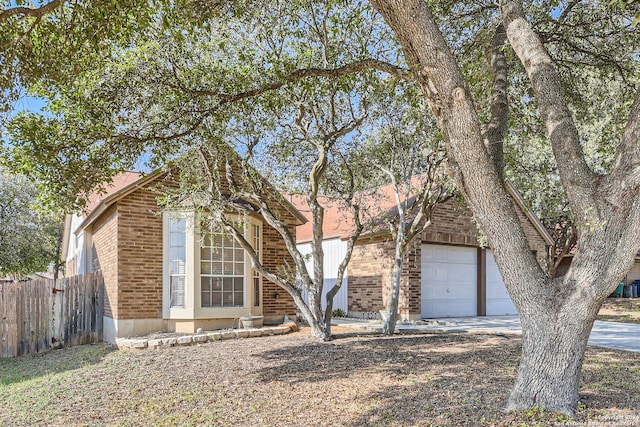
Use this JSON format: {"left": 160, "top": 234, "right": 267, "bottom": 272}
{"left": 297, "top": 238, "right": 349, "bottom": 312}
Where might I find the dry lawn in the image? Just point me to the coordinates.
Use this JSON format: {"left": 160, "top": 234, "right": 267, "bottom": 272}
{"left": 1, "top": 328, "right": 639, "bottom": 426}
{"left": 598, "top": 298, "right": 640, "bottom": 324}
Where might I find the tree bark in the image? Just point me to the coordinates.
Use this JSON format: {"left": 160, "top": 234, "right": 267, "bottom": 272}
{"left": 508, "top": 288, "right": 600, "bottom": 413}
{"left": 382, "top": 241, "right": 404, "bottom": 335}
{"left": 483, "top": 24, "right": 508, "bottom": 178}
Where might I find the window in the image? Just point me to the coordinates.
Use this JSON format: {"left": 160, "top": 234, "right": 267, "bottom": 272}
{"left": 169, "top": 218, "right": 186, "bottom": 307}
{"left": 200, "top": 231, "right": 244, "bottom": 307}
{"left": 163, "top": 213, "right": 262, "bottom": 318}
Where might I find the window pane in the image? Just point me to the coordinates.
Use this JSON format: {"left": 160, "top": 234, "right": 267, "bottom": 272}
{"left": 170, "top": 247, "right": 185, "bottom": 262}
{"left": 167, "top": 217, "right": 187, "bottom": 309}
{"left": 201, "top": 261, "right": 212, "bottom": 275}
{"left": 170, "top": 218, "right": 186, "bottom": 233}
{"left": 223, "top": 262, "right": 233, "bottom": 275}
{"left": 223, "top": 291, "right": 233, "bottom": 306}
{"left": 198, "top": 228, "right": 247, "bottom": 308}
{"left": 201, "top": 247, "right": 212, "bottom": 262}
{"left": 211, "top": 261, "right": 222, "bottom": 274}
{"left": 234, "top": 262, "right": 244, "bottom": 275}
{"left": 171, "top": 232, "right": 185, "bottom": 247}
{"left": 234, "top": 291, "right": 243, "bottom": 306}
{"left": 211, "top": 291, "right": 222, "bottom": 306}
{"left": 254, "top": 277, "right": 260, "bottom": 306}
{"left": 201, "top": 290, "right": 211, "bottom": 307}
{"left": 170, "top": 260, "right": 185, "bottom": 275}
{"left": 170, "top": 276, "right": 185, "bottom": 307}
{"left": 201, "top": 276, "right": 211, "bottom": 292}
{"left": 213, "top": 277, "right": 223, "bottom": 291}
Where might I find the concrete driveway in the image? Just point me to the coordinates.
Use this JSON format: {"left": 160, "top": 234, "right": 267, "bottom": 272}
{"left": 333, "top": 316, "right": 640, "bottom": 353}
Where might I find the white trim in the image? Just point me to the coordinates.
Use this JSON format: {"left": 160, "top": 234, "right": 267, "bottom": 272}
{"left": 162, "top": 212, "right": 196, "bottom": 319}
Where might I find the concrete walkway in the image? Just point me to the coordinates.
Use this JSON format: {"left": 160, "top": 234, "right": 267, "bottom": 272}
{"left": 333, "top": 316, "right": 640, "bottom": 353}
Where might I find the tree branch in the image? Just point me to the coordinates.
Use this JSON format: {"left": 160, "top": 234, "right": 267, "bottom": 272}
{"left": 608, "top": 86, "right": 640, "bottom": 190}
{"left": 482, "top": 24, "right": 508, "bottom": 179}
{"left": 0, "top": 0, "right": 66, "bottom": 23}
{"left": 170, "top": 58, "right": 412, "bottom": 100}
{"left": 500, "top": 0, "right": 597, "bottom": 217}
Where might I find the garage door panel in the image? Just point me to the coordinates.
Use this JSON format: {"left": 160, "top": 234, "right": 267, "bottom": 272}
{"left": 421, "top": 244, "right": 477, "bottom": 318}
{"left": 486, "top": 250, "right": 518, "bottom": 315}
{"left": 423, "top": 299, "right": 476, "bottom": 318}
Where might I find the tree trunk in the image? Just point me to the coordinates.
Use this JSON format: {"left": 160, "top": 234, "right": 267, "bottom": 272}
{"left": 382, "top": 241, "right": 404, "bottom": 335}
{"left": 370, "top": 0, "right": 640, "bottom": 416}
{"left": 508, "top": 289, "right": 600, "bottom": 414}
{"left": 293, "top": 286, "right": 330, "bottom": 340}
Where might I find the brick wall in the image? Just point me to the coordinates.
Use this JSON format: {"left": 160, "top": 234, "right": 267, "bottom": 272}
{"left": 422, "top": 197, "right": 547, "bottom": 252}
{"left": 512, "top": 202, "right": 548, "bottom": 253}
{"left": 422, "top": 199, "right": 480, "bottom": 246}
{"left": 348, "top": 237, "right": 393, "bottom": 313}
{"left": 261, "top": 216, "right": 297, "bottom": 318}
{"left": 91, "top": 206, "right": 118, "bottom": 318}
{"left": 116, "top": 187, "right": 164, "bottom": 320}
{"left": 402, "top": 241, "right": 422, "bottom": 316}
{"left": 348, "top": 236, "right": 422, "bottom": 318}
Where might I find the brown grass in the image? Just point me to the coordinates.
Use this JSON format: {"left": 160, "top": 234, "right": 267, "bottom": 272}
{"left": 0, "top": 329, "right": 639, "bottom": 426}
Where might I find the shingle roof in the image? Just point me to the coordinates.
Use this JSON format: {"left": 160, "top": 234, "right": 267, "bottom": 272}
{"left": 83, "top": 172, "right": 142, "bottom": 215}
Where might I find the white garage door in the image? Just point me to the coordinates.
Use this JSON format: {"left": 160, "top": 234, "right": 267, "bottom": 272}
{"left": 421, "top": 245, "right": 477, "bottom": 318}
{"left": 486, "top": 251, "right": 518, "bottom": 315}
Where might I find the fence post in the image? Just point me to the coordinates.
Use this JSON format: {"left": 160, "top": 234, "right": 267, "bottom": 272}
{"left": 50, "top": 277, "right": 64, "bottom": 349}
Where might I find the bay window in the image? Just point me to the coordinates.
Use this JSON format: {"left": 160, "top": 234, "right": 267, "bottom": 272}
{"left": 162, "top": 213, "right": 262, "bottom": 319}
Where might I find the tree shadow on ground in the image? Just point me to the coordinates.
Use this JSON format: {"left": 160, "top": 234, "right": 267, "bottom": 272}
{"left": 257, "top": 332, "right": 516, "bottom": 383}
{"left": 255, "top": 332, "right": 640, "bottom": 426}
{"left": 254, "top": 332, "right": 519, "bottom": 425}
{"left": 0, "top": 343, "right": 113, "bottom": 385}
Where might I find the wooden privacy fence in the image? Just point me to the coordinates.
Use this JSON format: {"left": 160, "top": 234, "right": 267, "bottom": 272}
{"left": 0, "top": 272, "right": 104, "bottom": 358}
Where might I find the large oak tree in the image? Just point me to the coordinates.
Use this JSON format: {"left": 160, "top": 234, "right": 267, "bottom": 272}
{"left": 370, "top": 0, "right": 640, "bottom": 414}
{"left": 4, "top": 0, "right": 640, "bottom": 416}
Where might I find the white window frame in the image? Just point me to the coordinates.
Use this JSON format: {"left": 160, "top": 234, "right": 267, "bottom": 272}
{"left": 163, "top": 212, "right": 195, "bottom": 319}
{"left": 199, "top": 230, "right": 245, "bottom": 308}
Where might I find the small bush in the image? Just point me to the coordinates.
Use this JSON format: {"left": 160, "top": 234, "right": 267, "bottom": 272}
{"left": 332, "top": 308, "right": 347, "bottom": 318}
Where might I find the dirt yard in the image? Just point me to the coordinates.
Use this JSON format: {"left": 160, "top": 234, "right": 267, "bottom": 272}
{"left": 1, "top": 328, "right": 639, "bottom": 426}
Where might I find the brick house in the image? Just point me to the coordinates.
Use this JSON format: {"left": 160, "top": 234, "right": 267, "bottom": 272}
{"left": 292, "top": 181, "right": 553, "bottom": 321}
{"left": 61, "top": 171, "right": 302, "bottom": 343}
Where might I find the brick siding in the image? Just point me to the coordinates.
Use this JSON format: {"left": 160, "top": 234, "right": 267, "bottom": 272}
{"left": 261, "top": 217, "right": 297, "bottom": 318}
{"left": 91, "top": 206, "right": 118, "bottom": 318}
{"left": 115, "top": 187, "right": 164, "bottom": 320}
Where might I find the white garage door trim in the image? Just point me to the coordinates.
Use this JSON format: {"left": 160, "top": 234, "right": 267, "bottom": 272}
{"left": 485, "top": 250, "right": 518, "bottom": 315}
{"left": 421, "top": 244, "right": 477, "bottom": 318}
